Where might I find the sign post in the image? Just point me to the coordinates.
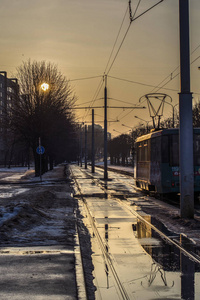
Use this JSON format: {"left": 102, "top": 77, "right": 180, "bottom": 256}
{"left": 36, "top": 137, "right": 45, "bottom": 182}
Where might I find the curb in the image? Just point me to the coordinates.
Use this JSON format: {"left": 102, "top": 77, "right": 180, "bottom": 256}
{"left": 74, "top": 224, "right": 88, "bottom": 300}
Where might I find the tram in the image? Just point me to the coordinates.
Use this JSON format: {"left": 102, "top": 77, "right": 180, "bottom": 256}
{"left": 135, "top": 128, "right": 200, "bottom": 195}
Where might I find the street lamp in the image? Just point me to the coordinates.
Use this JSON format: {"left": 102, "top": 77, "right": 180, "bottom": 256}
{"left": 134, "top": 116, "right": 151, "bottom": 132}
{"left": 113, "top": 129, "right": 131, "bottom": 135}
{"left": 122, "top": 124, "right": 133, "bottom": 130}
{"left": 113, "top": 129, "right": 122, "bottom": 135}
{"left": 164, "top": 102, "right": 179, "bottom": 128}
{"left": 41, "top": 82, "right": 49, "bottom": 91}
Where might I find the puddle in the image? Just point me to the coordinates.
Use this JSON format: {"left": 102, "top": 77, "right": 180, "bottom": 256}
{"left": 135, "top": 215, "right": 200, "bottom": 299}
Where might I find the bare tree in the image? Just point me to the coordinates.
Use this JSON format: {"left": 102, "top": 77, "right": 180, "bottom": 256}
{"left": 108, "top": 134, "right": 132, "bottom": 166}
{"left": 193, "top": 101, "right": 200, "bottom": 127}
{"left": 9, "top": 59, "right": 77, "bottom": 175}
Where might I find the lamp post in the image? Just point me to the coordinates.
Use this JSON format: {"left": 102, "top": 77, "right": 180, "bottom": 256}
{"left": 39, "top": 82, "right": 49, "bottom": 180}
{"left": 134, "top": 116, "right": 151, "bottom": 133}
{"left": 164, "top": 102, "right": 179, "bottom": 128}
{"left": 113, "top": 129, "right": 131, "bottom": 136}
{"left": 122, "top": 124, "right": 133, "bottom": 130}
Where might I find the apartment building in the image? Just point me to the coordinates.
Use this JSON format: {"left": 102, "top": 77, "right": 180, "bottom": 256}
{"left": 0, "top": 72, "right": 19, "bottom": 164}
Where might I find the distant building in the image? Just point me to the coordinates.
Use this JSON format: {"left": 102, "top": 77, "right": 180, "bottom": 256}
{"left": 86, "top": 124, "right": 111, "bottom": 160}
{"left": 0, "top": 72, "right": 19, "bottom": 164}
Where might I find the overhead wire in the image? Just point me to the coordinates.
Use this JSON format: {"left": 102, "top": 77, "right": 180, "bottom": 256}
{"left": 109, "top": 97, "right": 141, "bottom": 106}
{"left": 152, "top": 42, "right": 200, "bottom": 93}
{"left": 76, "top": 2, "right": 131, "bottom": 123}
{"left": 70, "top": 75, "right": 102, "bottom": 82}
{"left": 104, "top": 4, "right": 129, "bottom": 75}
{"left": 75, "top": 0, "right": 165, "bottom": 126}
{"left": 74, "top": 98, "right": 102, "bottom": 107}
{"left": 103, "top": 0, "right": 143, "bottom": 125}
{"left": 105, "top": 0, "right": 164, "bottom": 75}
{"left": 105, "top": 0, "right": 138, "bottom": 76}
{"left": 108, "top": 75, "right": 179, "bottom": 92}
{"left": 82, "top": 76, "right": 104, "bottom": 121}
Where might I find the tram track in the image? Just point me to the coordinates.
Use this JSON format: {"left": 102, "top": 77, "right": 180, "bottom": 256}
{"left": 96, "top": 164, "right": 200, "bottom": 219}
{"left": 70, "top": 166, "right": 131, "bottom": 300}
{"left": 72, "top": 166, "right": 200, "bottom": 267}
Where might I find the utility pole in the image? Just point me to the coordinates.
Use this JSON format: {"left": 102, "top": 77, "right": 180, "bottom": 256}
{"left": 85, "top": 125, "right": 87, "bottom": 169}
{"left": 92, "top": 109, "right": 95, "bottom": 173}
{"left": 39, "top": 137, "right": 42, "bottom": 182}
{"left": 104, "top": 75, "right": 108, "bottom": 180}
{"left": 179, "top": 0, "right": 194, "bottom": 218}
{"left": 80, "top": 127, "right": 83, "bottom": 167}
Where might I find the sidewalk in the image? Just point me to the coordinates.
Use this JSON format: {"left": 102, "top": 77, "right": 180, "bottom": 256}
{"left": 0, "top": 165, "right": 87, "bottom": 300}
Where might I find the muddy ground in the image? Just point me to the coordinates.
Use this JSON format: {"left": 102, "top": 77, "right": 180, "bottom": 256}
{"left": 0, "top": 165, "right": 95, "bottom": 300}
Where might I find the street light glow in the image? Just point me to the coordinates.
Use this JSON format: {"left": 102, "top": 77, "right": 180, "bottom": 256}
{"left": 41, "top": 83, "right": 49, "bottom": 91}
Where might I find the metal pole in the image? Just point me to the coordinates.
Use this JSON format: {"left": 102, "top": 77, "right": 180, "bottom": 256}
{"left": 85, "top": 125, "right": 87, "bottom": 169}
{"left": 172, "top": 106, "right": 175, "bottom": 128}
{"left": 39, "top": 137, "right": 42, "bottom": 182}
{"left": 179, "top": 0, "right": 194, "bottom": 218}
{"left": 80, "top": 128, "right": 82, "bottom": 167}
{"left": 92, "top": 109, "right": 95, "bottom": 173}
{"left": 104, "top": 75, "right": 108, "bottom": 180}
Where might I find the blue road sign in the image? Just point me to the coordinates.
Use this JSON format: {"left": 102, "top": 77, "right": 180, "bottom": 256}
{"left": 36, "top": 146, "right": 45, "bottom": 155}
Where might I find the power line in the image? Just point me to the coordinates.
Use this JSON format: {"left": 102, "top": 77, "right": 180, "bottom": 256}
{"left": 105, "top": 0, "right": 142, "bottom": 75}
{"left": 152, "top": 55, "right": 200, "bottom": 94}
{"left": 74, "top": 98, "right": 102, "bottom": 107}
{"left": 75, "top": 0, "right": 165, "bottom": 125}
{"left": 82, "top": 77, "right": 104, "bottom": 121}
{"left": 106, "top": 0, "right": 164, "bottom": 75}
{"left": 131, "top": 0, "right": 142, "bottom": 20}
{"left": 131, "top": 0, "right": 163, "bottom": 22}
{"left": 70, "top": 75, "right": 102, "bottom": 82}
{"left": 152, "top": 42, "right": 200, "bottom": 93}
{"left": 104, "top": 4, "right": 129, "bottom": 74}
{"left": 108, "top": 75, "right": 178, "bottom": 92}
{"left": 109, "top": 97, "right": 141, "bottom": 106}
{"left": 106, "top": 23, "right": 132, "bottom": 75}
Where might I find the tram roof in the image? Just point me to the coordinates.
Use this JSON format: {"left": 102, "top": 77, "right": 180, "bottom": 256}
{"left": 135, "top": 127, "right": 200, "bottom": 143}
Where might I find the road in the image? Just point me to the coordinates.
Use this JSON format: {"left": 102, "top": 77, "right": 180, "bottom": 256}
{"left": 71, "top": 164, "right": 200, "bottom": 300}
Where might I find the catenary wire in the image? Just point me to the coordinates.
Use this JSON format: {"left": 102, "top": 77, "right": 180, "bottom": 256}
{"left": 104, "top": 4, "right": 129, "bottom": 75}
{"left": 82, "top": 77, "right": 104, "bottom": 121}
{"left": 106, "top": 0, "right": 164, "bottom": 75}
{"left": 152, "top": 42, "right": 200, "bottom": 93}
{"left": 108, "top": 75, "right": 179, "bottom": 92}
{"left": 70, "top": 75, "right": 102, "bottom": 82}
{"left": 75, "top": 0, "right": 165, "bottom": 125}
{"left": 105, "top": 0, "right": 142, "bottom": 75}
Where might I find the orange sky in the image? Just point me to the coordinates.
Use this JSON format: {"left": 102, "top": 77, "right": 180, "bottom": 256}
{"left": 1, "top": 0, "right": 200, "bottom": 136}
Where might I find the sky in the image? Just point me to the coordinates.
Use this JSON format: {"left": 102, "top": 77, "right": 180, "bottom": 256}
{"left": 1, "top": 0, "right": 200, "bottom": 137}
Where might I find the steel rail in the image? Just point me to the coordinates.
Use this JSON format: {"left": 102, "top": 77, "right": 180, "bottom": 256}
{"left": 70, "top": 166, "right": 131, "bottom": 300}
{"left": 82, "top": 167, "right": 200, "bottom": 265}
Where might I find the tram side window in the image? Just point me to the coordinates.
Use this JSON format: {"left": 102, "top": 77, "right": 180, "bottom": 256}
{"left": 142, "top": 141, "right": 147, "bottom": 161}
{"left": 151, "top": 137, "right": 161, "bottom": 163}
{"left": 170, "top": 135, "right": 179, "bottom": 166}
{"left": 137, "top": 140, "right": 150, "bottom": 162}
{"left": 161, "top": 136, "right": 169, "bottom": 163}
{"left": 141, "top": 141, "right": 145, "bottom": 161}
{"left": 146, "top": 139, "right": 150, "bottom": 161}
{"left": 137, "top": 143, "right": 142, "bottom": 162}
{"left": 194, "top": 134, "right": 200, "bottom": 165}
